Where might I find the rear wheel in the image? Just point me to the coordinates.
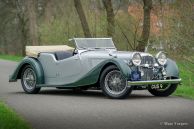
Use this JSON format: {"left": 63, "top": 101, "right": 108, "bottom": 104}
{"left": 100, "top": 65, "right": 132, "bottom": 99}
{"left": 21, "top": 65, "right": 41, "bottom": 94}
{"left": 148, "top": 82, "right": 178, "bottom": 97}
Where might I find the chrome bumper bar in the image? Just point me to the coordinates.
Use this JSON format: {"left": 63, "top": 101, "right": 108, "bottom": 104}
{"left": 128, "top": 78, "right": 181, "bottom": 86}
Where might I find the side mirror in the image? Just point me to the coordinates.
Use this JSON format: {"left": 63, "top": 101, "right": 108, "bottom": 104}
{"left": 73, "top": 49, "right": 78, "bottom": 56}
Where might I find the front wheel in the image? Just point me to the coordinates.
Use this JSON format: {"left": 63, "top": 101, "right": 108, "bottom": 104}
{"left": 100, "top": 65, "right": 132, "bottom": 99}
{"left": 21, "top": 65, "right": 41, "bottom": 94}
{"left": 148, "top": 83, "right": 178, "bottom": 97}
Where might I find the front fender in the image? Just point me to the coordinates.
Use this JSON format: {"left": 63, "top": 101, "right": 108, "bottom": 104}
{"left": 9, "top": 57, "right": 44, "bottom": 84}
{"left": 106, "top": 58, "right": 131, "bottom": 79}
{"left": 165, "top": 58, "right": 179, "bottom": 78}
{"left": 61, "top": 58, "right": 131, "bottom": 87}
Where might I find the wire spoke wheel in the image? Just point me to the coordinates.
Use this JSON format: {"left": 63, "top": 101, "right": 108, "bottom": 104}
{"left": 148, "top": 77, "right": 178, "bottom": 97}
{"left": 104, "top": 70, "right": 127, "bottom": 95}
{"left": 156, "top": 84, "right": 171, "bottom": 92}
{"left": 21, "top": 65, "right": 41, "bottom": 94}
{"left": 100, "top": 65, "right": 132, "bottom": 99}
{"left": 23, "top": 68, "right": 36, "bottom": 90}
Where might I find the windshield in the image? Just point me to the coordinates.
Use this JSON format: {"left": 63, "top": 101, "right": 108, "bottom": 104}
{"left": 73, "top": 38, "right": 116, "bottom": 49}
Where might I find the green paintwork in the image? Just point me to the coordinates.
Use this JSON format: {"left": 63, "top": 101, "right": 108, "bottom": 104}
{"left": 10, "top": 56, "right": 179, "bottom": 88}
{"left": 165, "top": 58, "right": 179, "bottom": 78}
{"left": 65, "top": 58, "right": 131, "bottom": 87}
{"left": 65, "top": 58, "right": 180, "bottom": 87}
{"left": 9, "top": 57, "right": 44, "bottom": 84}
{"left": 38, "top": 58, "right": 131, "bottom": 87}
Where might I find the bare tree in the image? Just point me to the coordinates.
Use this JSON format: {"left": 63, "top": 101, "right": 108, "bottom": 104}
{"left": 103, "top": 0, "right": 115, "bottom": 37}
{"left": 42, "top": 0, "right": 54, "bottom": 24}
{"left": 26, "top": 0, "right": 38, "bottom": 45}
{"left": 136, "top": 0, "right": 152, "bottom": 52}
{"left": 14, "top": 0, "right": 29, "bottom": 56}
{"left": 74, "top": 0, "right": 92, "bottom": 37}
{"left": 0, "top": 0, "right": 28, "bottom": 55}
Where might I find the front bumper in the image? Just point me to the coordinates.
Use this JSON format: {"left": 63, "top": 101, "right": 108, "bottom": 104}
{"left": 127, "top": 78, "right": 181, "bottom": 86}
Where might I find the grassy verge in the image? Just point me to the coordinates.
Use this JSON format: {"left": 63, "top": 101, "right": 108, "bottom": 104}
{"left": 174, "top": 61, "right": 194, "bottom": 99}
{"left": 0, "top": 101, "right": 31, "bottom": 129}
{"left": 174, "top": 86, "right": 194, "bottom": 99}
{"left": 0, "top": 55, "right": 23, "bottom": 62}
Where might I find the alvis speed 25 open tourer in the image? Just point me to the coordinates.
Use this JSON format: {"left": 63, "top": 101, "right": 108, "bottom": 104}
{"left": 9, "top": 38, "right": 181, "bottom": 99}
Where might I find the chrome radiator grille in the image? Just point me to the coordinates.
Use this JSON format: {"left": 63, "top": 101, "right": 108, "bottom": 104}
{"left": 141, "top": 56, "right": 154, "bottom": 65}
{"left": 140, "top": 56, "right": 154, "bottom": 81}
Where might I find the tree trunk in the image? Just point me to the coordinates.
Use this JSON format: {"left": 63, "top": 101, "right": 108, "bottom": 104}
{"left": 136, "top": 0, "right": 152, "bottom": 52}
{"left": 74, "top": 0, "right": 92, "bottom": 37}
{"left": 44, "top": 0, "right": 53, "bottom": 24}
{"left": 26, "top": 0, "right": 38, "bottom": 45}
{"left": 103, "top": 0, "right": 115, "bottom": 37}
{"left": 17, "top": 13, "right": 28, "bottom": 56}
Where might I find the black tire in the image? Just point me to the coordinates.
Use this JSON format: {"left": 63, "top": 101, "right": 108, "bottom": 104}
{"left": 21, "top": 65, "right": 41, "bottom": 94}
{"left": 100, "top": 65, "right": 132, "bottom": 99}
{"left": 148, "top": 83, "right": 178, "bottom": 97}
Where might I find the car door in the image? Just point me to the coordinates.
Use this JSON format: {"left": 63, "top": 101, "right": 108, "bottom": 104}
{"left": 56, "top": 54, "right": 83, "bottom": 84}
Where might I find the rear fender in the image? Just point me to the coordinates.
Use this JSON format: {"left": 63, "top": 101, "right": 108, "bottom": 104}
{"left": 9, "top": 57, "right": 44, "bottom": 84}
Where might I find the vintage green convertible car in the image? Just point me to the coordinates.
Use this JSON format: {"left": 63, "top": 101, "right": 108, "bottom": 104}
{"left": 9, "top": 38, "right": 181, "bottom": 99}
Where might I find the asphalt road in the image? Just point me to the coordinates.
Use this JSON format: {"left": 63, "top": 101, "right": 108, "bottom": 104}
{"left": 0, "top": 59, "right": 194, "bottom": 129}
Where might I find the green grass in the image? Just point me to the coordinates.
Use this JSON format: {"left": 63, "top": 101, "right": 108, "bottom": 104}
{"left": 0, "top": 55, "right": 23, "bottom": 62}
{"left": 0, "top": 101, "right": 31, "bottom": 129}
{"left": 174, "top": 86, "right": 194, "bottom": 99}
{"left": 173, "top": 61, "right": 194, "bottom": 99}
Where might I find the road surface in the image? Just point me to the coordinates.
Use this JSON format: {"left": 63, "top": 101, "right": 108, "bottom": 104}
{"left": 0, "top": 59, "right": 194, "bottom": 129}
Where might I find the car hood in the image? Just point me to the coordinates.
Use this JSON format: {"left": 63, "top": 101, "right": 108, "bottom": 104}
{"left": 80, "top": 50, "right": 153, "bottom": 60}
{"left": 113, "top": 51, "right": 153, "bottom": 60}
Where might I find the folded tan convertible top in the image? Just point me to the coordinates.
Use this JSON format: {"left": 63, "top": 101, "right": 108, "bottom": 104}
{"left": 26, "top": 45, "right": 74, "bottom": 58}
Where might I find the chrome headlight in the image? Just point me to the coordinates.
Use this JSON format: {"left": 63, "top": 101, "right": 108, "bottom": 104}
{"left": 156, "top": 51, "right": 167, "bottom": 65}
{"left": 132, "top": 53, "right": 142, "bottom": 66}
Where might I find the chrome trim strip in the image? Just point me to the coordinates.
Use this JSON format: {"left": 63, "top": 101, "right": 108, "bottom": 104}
{"left": 127, "top": 78, "right": 181, "bottom": 86}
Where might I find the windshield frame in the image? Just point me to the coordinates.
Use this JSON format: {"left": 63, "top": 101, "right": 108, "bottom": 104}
{"left": 70, "top": 38, "right": 116, "bottom": 50}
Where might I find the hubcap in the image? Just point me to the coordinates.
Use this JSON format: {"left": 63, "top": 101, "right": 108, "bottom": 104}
{"left": 23, "top": 68, "right": 36, "bottom": 90}
{"left": 105, "top": 70, "right": 127, "bottom": 95}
